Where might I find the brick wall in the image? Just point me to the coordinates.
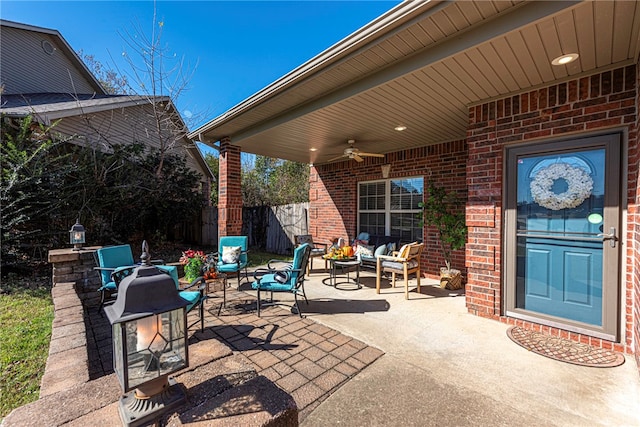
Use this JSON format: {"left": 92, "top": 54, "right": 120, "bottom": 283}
{"left": 218, "top": 138, "right": 243, "bottom": 237}
{"left": 467, "top": 65, "right": 638, "bottom": 353}
{"left": 634, "top": 63, "right": 640, "bottom": 368}
{"left": 310, "top": 140, "right": 467, "bottom": 278}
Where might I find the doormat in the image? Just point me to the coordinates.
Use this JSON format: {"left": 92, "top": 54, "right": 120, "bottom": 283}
{"left": 507, "top": 326, "right": 625, "bottom": 367}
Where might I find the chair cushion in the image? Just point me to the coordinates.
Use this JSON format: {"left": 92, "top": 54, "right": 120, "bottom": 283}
{"left": 156, "top": 265, "right": 179, "bottom": 287}
{"left": 397, "top": 242, "right": 418, "bottom": 259}
{"left": 217, "top": 261, "right": 247, "bottom": 273}
{"left": 374, "top": 244, "right": 387, "bottom": 258}
{"left": 222, "top": 246, "right": 241, "bottom": 263}
{"left": 382, "top": 259, "right": 419, "bottom": 270}
{"left": 179, "top": 290, "right": 200, "bottom": 311}
{"left": 251, "top": 274, "right": 294, "bottom": 292}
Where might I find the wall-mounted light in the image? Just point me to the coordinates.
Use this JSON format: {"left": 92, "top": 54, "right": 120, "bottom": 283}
{"left": 381, "top": 164, "right": 391, "bottom": 178}
{"left": 551, "top": 53, "right": 579, "bottom": 66}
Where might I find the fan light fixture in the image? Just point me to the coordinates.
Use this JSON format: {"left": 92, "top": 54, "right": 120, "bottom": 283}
{"left": 551, "top": 53, "right": 579, "bottom": 66}
{"left": 394, "top": 125, "right": 407, "bottom": 131}
{"left": 327, "top": 139, "right": 385, "bottom": 163}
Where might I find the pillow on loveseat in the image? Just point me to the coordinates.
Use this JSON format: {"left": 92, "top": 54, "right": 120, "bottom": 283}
{"left": 355, "top": 244, "right": 374, "bottom": 258}
{"left": 374, "top": 244, "right": 387, "bottom": 258}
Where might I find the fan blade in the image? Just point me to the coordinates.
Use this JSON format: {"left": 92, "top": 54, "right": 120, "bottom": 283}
{"left": 327, "top": 154, "right": 347, "bottom": 162}
{"left": 353, "top": 153, "right": 364, "bottom": 162}
{"left": 359, "top": 152, "right": 385, "bottom": 158}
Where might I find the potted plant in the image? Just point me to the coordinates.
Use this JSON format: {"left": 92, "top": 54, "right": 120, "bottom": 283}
{"left": 419, "top": 182, "right": 467, "bottom": 289}
{"left": 180, "top": 249, "right": 207, "bottom": 282}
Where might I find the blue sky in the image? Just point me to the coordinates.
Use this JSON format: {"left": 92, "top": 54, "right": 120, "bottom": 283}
{"left": 2, "top": 1, "right": 399, "bottom": 139}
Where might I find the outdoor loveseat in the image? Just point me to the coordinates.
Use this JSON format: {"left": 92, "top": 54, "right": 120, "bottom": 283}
{"left": 353, "top": 233, "right": 404, "bottom": 270}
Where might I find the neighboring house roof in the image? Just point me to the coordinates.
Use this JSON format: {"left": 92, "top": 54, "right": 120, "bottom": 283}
{"left": 1, "top": 93, "right": 169, "bottom": 123}
{"left": 190, "top": 0, "right": 640, "bottom": 165}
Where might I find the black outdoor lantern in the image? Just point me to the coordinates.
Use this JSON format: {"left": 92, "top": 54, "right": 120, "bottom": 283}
{"left": 69, "top": 218, "right": 85, "bottom": 250}
{"left": 104, "top": 241, "right": 190, "bottom": 427}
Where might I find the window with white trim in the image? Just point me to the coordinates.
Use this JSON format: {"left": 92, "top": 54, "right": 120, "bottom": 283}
{"left": 358, "top": 177, "right": 424, "bottom": 242}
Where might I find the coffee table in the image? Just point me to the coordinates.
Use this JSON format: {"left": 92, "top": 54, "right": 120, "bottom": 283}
{"left": 328, "top": 258, "right": 362, "bottom": 290}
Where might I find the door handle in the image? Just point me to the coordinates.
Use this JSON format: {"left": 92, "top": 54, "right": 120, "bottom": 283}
{"left": 597, "top": 227, "right": 617, "bottom": 248}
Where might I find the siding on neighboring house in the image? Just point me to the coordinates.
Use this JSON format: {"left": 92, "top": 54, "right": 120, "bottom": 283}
{"left": 52, "top": 103, "right": 208, "bottom": 182}
{"left": 0, "top": 26, "right": 97, "bottom": 95}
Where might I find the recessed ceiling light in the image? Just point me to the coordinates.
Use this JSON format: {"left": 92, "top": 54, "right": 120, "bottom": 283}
{"left": 551, "top": 53, "right": 579, "bottom": 66}
{"left": 309, "top": 147, "right": 317, "bottom": 152}
{"left": 394, "top": 125, "right": 407, "bottom": 132}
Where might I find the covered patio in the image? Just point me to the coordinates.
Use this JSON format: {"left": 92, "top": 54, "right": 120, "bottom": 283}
{"left": 191, "top": 1, "right": 640, "bottom": 365}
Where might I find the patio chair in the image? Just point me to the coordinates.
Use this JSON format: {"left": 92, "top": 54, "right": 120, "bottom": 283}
{"left": 213, "top": 236, "right": 249, "bottom": 288}
{"left": 111, "top": 264, "right": 207, "bottom": 332}
{"left": 375, "top": 242, "right": 424, "bottom": 299}
{"left": 251, "top": 243, "right": 311, "bottom": 318}
{"left": 294, "top": 234, "right": 328, "bottom": 274}
{"left": 93, "top": 244, "right": 177, "bottom": 311}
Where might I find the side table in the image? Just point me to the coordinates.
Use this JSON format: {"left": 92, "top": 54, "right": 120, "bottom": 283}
{"left": 329, "top": 258, "right": 362, "bottom": 290}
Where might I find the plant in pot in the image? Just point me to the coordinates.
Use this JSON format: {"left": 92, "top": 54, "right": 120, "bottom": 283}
{"left": 419, "top": 182, "right": 467, "bottom": 290}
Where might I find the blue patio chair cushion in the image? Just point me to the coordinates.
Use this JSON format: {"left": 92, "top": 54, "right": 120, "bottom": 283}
{"left": 95, "top": 245, "right": 135, "bottom": 287}
{"left": 251, "top": 273, "right": 299, "bottom": 292}
{"left": 157, "top": 265, "right": 179, "bottom": 287}
{"left": 179, "top": 290, "right": 201, "bottom": 311}
{"left": 217, "top": 236, "right": 248, "bottom": 270}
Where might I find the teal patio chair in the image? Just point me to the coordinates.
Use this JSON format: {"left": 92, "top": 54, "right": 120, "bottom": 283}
{"left": 251, "top": 243, "right": 311, "bottom": 318}
{"left": 107, "top": 245, "right": 206, "bottom": 331}
{"left": 93, "top": 244, "right": 177, "bottom": 311}
{"left": 214, "top": 236, "right": 249, "bottom": 288}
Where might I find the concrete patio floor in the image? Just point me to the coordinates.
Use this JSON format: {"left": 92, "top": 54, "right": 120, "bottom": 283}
{"left": 277, "top": 267, "right": 640, "bottom": 427}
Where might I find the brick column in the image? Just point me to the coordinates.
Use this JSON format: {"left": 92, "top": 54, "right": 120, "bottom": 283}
{"left": 218, "top": 137, "right": 243, "bottom": 237}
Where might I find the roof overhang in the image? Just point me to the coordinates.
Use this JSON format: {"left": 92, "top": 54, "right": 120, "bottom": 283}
{"left": 190, "top": 0, "right": 640, "bottom": 165}
{"left": 0, "top": 94, "right": 169, "bottom": 123}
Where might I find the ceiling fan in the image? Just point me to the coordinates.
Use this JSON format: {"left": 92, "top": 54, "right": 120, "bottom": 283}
{"left": 327, "top": 139, "right": 384, "bottom": 163}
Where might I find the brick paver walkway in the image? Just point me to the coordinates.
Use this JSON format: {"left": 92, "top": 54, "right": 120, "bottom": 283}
{"left": 80, "top": 283, "right": 384, "bottom": 421}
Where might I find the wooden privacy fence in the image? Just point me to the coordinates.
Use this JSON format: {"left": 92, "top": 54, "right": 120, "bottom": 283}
{"left": 242, "top": 202, "right": 309, "bottom": 255}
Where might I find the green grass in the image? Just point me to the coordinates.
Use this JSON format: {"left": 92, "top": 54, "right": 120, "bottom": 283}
{"left": 247, "top": 249, "right": 292, "bottom": 267}
{"left": 0, "top": 274, "right": 54, "bottom": 418}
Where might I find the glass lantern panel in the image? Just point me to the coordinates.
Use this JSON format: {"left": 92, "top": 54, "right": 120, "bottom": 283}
{"left": 69, "top": 231, "right": 85, "bottom": 244}
{"left": 123, "top": 308, "right": 187, "bottom": 390}
{"left": 112, "top": 323, "right": 125, "bottom": 389}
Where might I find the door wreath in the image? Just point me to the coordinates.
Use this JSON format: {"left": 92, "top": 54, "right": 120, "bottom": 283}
{"left": 530, "top": 162, "right": 593, "bottom": 210}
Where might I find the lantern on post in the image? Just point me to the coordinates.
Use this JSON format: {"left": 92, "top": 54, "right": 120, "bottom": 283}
{"left": 69, "top": 219, "right": 85, "bottom": 250}
{"left": 104, "top": 241, "right": 190, "bottom": 427}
